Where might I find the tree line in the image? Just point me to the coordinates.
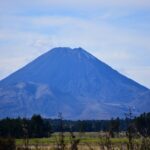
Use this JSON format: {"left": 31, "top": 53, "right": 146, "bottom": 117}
{"left": 0, "top": 112, "right": 150, "bottom": 138}
{"left": 0, "top": 115, "right": 51, "bottom": 138}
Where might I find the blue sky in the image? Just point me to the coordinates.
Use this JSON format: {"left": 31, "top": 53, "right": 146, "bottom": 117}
{"left": 0, "top": 0, "right": 150, "bottom": 88}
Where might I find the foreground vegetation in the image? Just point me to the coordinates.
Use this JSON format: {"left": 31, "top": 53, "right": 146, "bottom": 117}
{"left": 1, "top": 133, "right": 150, "bottom": 150}
{"left": 0, "top": 111, "right": 150, "bottom": 149}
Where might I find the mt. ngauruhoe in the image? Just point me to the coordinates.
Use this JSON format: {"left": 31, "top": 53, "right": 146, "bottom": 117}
{"left": 0, "top": 47, "right": 150, "bottom": 119}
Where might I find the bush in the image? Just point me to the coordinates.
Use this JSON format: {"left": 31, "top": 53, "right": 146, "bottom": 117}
{"left": 0, "top": 138, "right": 16, "bottom": 150}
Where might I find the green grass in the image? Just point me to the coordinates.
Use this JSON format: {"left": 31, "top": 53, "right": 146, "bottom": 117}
{"left": 16, "top": 132, "right": 143, "bottom": 146}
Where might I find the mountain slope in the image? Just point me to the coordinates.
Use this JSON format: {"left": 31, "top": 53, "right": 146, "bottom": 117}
{"left": 0, "top": 47, "right": 149, "bottom": 119}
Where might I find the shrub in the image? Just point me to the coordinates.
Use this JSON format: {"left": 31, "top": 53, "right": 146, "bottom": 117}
{"left": 0, "top": 138, "right": 16, "bottom": 150}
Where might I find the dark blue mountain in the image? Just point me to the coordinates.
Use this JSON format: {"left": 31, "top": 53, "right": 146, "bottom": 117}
{"left": 0, "top": 47, "right": 149, "bottom": 119}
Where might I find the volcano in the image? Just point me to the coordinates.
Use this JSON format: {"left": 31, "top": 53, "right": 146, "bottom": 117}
{"left": 0, "top": 47, "right": 150, "bottom": 119}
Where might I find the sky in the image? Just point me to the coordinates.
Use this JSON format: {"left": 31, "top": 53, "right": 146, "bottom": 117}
{"left": 0, "top": 0, "right": 150, "bottom": 88}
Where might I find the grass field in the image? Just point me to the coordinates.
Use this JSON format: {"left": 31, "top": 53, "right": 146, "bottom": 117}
{"left": 16, "top": 132, "right": 129, "bottom": 145}
{"left": 16, "top": 137, "right": 130, "bottom": 145}
{"left": 15, "top": 132, "right": 146, "bottom": 150}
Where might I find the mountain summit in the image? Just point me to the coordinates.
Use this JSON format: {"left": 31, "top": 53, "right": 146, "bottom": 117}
{"left": 0, "top": 47, "right": 150, "bottom": 119}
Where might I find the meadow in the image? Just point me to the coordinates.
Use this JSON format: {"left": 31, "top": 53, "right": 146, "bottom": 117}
{"left": 15, "top": 132, "right": 150, "bottom": 150}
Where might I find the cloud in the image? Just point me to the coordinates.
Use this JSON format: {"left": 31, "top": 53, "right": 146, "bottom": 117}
{"left": 0, "top": 15, "right": 150, "bottom": 65}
